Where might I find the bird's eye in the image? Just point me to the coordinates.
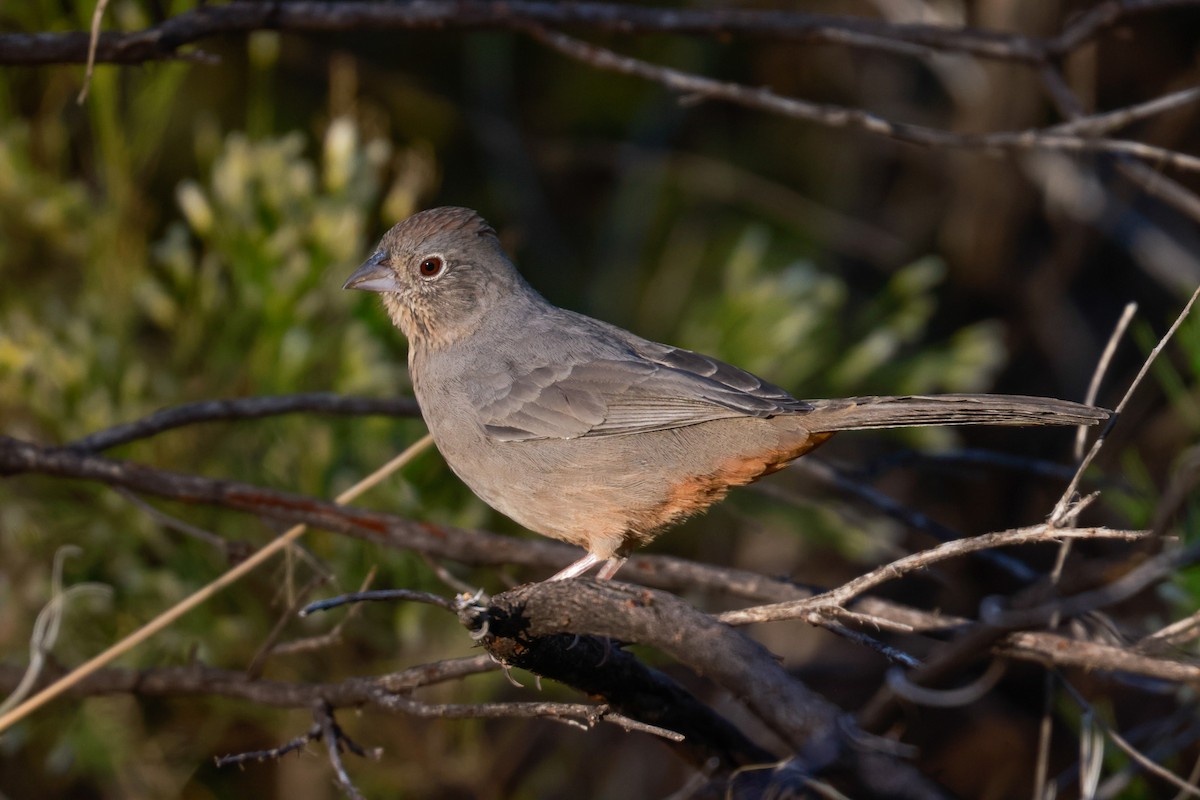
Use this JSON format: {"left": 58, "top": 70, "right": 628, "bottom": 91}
{"left": 418, "top": 255, "right": 444, "bottom": 278}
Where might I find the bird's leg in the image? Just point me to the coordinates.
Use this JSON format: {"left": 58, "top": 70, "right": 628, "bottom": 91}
{"left": 548, "top": 553, "right": 629, "bottom": 581}
{"left": 595, "top": 556, "right": 628, "bottom": 580}
{"left": 548, "top": 552, "right": 605, "bottom": 580}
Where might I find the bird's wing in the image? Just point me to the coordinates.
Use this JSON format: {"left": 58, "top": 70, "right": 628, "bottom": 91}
{"left": 474, "top": 348, "right": 811, "bottom": 442}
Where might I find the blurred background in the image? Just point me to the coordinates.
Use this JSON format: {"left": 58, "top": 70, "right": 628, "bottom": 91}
{"left": 1, "top": 1, "right": 1198, "bottom": 797}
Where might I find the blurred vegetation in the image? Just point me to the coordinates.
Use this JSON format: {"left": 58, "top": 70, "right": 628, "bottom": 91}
{"left": 1, "top": 1, "right": 1198, "bottom": 798}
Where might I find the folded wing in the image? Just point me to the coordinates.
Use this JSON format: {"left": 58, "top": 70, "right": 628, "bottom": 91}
{"left": 475, "top": 344, "right": 812, "bottom": 442}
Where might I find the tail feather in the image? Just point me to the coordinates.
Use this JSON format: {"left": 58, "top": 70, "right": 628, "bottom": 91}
{"left": 801, "top": 394, "right": 1110, "bottom": 433}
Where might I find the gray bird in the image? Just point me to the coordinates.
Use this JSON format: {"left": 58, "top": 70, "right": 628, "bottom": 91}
{"left": 344, "top": 207, "right": 1108, "bottom": 580}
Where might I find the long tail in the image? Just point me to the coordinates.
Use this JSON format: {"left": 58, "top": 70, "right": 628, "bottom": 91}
{"left": 800, "top": 394, "right": 1110, "bottom": 433}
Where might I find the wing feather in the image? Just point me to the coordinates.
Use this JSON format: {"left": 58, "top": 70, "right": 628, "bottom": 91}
{"left": 476, "top": 348, "right": 811, "bottom": 442}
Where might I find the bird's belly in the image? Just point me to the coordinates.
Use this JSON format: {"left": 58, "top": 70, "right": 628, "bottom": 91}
{"left": 426, "top": 411, "right": 821, "bottom": 558}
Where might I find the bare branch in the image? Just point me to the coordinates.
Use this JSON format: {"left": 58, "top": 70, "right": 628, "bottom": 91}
{"left": 0, "top": 656, "right": 498, "bottom": 709}
{"left": 1000, "top": 632, "right": 1200, "bottom": 684}
{"left": 0, "top": 2, "right": 1056, "bottom": 67}
{"left": 719, "top": 525, "right": 1150, "bottom": 626}
{"left": 5, "top": 0, "right": 1195, "bottom": 68}
{"left": 1075, "top": 303, "right": 1138, "bottom": 460}
{"left": 67, "top": 393, "right": 420, "bottom": 453}
{"left": 215, "top": 722, "right": 322, "bottom": 767}
{"left": 1139, "top": 608, "right": 1200, "bottom": 650}
{"left": 527, "top": 27, "right": 1200, "bottom": 172}
{"left": 468, "top": 580, "right": 844, "bottom": 753}
{"left": 246, "top": 574, "right": 331, "bottom": 680}
{"left": 469, "top": 580, "right": 953, "bottom": 796}
{"left": 301, "top": 589, "right": 458, "bottom": 615}
{"left": 1048, "top": 87, "right": 1200, "bottom": 137}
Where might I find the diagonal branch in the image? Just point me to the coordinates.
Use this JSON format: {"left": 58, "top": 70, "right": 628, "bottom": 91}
{"left": 718, "top": 525, "right": 1150, "bottom": 626}
{"left": 470, "top": 579, "right": 953, "bottom": 797}
{"left": 528, "top": 27, "right": 1200, "bottom": 173}
{"left": 474, "top": 580, "right": 845, "bottom": 754}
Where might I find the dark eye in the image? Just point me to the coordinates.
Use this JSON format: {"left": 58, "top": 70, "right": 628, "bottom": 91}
{"left": 418, "top": 256, "right": 444, "bottom": 278}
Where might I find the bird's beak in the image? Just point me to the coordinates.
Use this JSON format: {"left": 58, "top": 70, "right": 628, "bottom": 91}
{"left": 343, "top": 251, "right": 401, "bottom": 293}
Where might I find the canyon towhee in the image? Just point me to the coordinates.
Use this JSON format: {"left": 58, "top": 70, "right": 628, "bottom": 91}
{"left": 345, "top": 207, "right": 1108, "bottom": 580}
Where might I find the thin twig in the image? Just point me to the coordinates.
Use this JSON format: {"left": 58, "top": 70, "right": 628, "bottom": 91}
{"left": 1038, "top": 299, "right": 1137, "bottom": 798}
{"left": 1173, "top": 752, "right": 1200, "bottom": 800}
{"left": 76, "top": 0, "right": 109, "bottom": 103}
{"left": 1139, "top": 608, "right": 1200, "bottom": 650}
{"left": 370, "top": 691, "right": 684, "bottom": 740}
{"left": 301, "top": 588, "right": 456, "bottom": 616}
{"left": 718, "top": 526, "right": 1149, "bottom": 626}
{"left": 1050, "top": 285, "right": 1200, "bottom": 526}
{"left": 215, "top": 723, "right": 320, "bottom": 767}
{"left": 419, "top": 553, "right": 480, "bottom": 595}
{"left": 1049, "top": 87, "right": 1200, "bottom": 138}
{"left": 0, "top": 655, "right": 500, "bottom": 710}
{"left": 1075, "top": 303, "right": 1137, "bottom": 460}
{"left": 999, "top": 630, "right": 1200, "bottom": 684}
{"left": 807, "top": 617, "right": 922, "bottom": 668}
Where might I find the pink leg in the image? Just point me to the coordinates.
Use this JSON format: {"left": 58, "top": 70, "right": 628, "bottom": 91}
{"left": 548, "top": 553, "right": 628, "bottom": 581}
{"left": 595, "top": 557, "right": 628, "bottom": 580}
{"left": 549, "top": 552, "right": 605, "bottom": 581}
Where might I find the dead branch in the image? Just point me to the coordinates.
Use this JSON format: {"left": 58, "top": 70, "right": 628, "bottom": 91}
{"left": 67, "top": 393, "right": 420, "bottom": 453}
{"left": 528, "top": 27, "right": 1200, "bottom": 173}
{"left": 463, "top": 580, "right": 843, "bottom": 754}
{"left": 0, "top": 656, "right": 497, "bottom": 708}
{"left": 719, "top": 525, "right": 1152, "bottom": 626}
{"left": 1, "top": 0, "right": 1194, "bottom": 67}
{"left": 462, "top": 580, "right": 951, "bottom": 797}
{"left": 0, "top": 2, "right": 1079, "bottom": 67}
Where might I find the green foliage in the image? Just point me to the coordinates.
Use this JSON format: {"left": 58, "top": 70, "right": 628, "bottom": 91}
{"left": 677, "top": 225, "right": 1006, "bottom": 444}
{"left": 0, "top": 108, "right": 458, "bottom": 775}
